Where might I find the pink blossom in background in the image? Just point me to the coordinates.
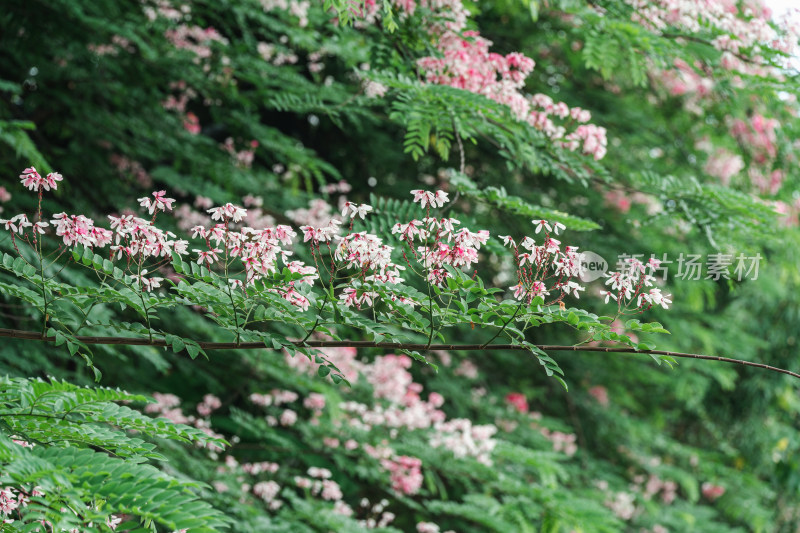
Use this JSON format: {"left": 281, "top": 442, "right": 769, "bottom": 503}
{"left": 610, "top": 319, "right": 638, "bottom": 344}
{"left": 303, "top": 393, "right": 326, "bottom": 410}
{"left": 454, "top": 359, "right": 479, "bottom": 379}
{"left": 588, "top": 386, "right": 609, "bottom": 407}
{"left": 253, "top": 481, "right": 281, "bottom": 503}
{"left": 702, "top": 482, "right": 725, "bottom": 501}
{"left": 241, "top": 461, "right": 279, "bottom": 475}
{"left": 730, "top": 114, "right": 780, "bottom": 165}
{"left": 704, "top": 149, "right": 744, "bottom": 185}
{"left": 430, "top": 418, "right": 497, "bottom": 465}
{"left": 603, "top": 190, "right": 632, "bottom": 213}
{"left": 197, "top": 394, "right": 222, "bottom": 416}
{"left": 145, "top": 392, "right": 181, "bottom": 413}
{"left": 605, "top": 491, "right": 636, "bottom": 520}
{"left": 416, "top": 522, "right": 440, "bottom": 533}
{"left": 279, "top": 409, "right": 298, "bottom": 426}
{"left": 540, "top": 428, "right": 578, "bottom": 456}
{"left": 183, "top": 112, "right": 201, "bottom": 134}
{"left": 398, "top": 0, "right": 608, "bottom": 160}
{"left": 164, "top": 24, "right": 228, "bottom": 58}
{"left": 505, "top": 392, "right": 529, "bottom": 413}
{"left": 320, "top": 479, "right": 343, "bottom": 501}
{"left": 382, "top": 455, "right": 423, "bottom": 495}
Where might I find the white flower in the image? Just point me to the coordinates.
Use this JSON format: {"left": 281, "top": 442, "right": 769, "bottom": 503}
{"left": 600, "top": 290, "right": 618, "bottom": 303}
{"left": 532, "top": 219, "right": 551, "bottom": 233}
{"left": 342, "top": 202, "right": 373, "bottom": 220}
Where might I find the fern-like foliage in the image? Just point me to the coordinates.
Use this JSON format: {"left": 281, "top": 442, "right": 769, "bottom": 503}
{"left": 628, "top": 171, "right": 782, "bottom": 247}
{"left": 0, "top": 377, "right": 224, "bottom": 458}
{"left": 382, "top": 74, "right": 611, "bottom": 186}
{"left": 450, "top": 172, "right": 601, "bottom": 232}
{"left": 0, "top": 377, "right": 230, "bottom": 531}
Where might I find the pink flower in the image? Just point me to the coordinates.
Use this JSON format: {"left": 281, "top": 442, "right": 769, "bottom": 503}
{"left": 341, "top": 201, "right": 373, "bottom": 220}
{"left": 194, "top": 248, "right": 221, "bottom": 265}
{"left": 588, "top": 386, "right": 609, "bottom": 407}
{"left": 320, "top": 479, "right": 343, "bottom": 501}
{"left": 0, "top": 488, "right": 19, "bottom": 514}
{"left": 428, "top": 392, "right": 445, "bottom": 408}
{"left": 303, "top": 393, "right": 326, "bottom": 410}
{"left": 702, "top": 482, "right": 725, "bottom": 501}
{"left": 183, "top": 112, "right": 201, "bottom": 134}
{"left": 208, "top": 203, "right": 247, "bottom": 223}
{"left": 307, "top": 466, "right": 332, "bottom": 479}
{"left": 411, "top": 189, "right": 449, "bottom": 209}
{"left": 505, "top": 393, "right": 529, "bottom": 413}
{"left": 197, "top": 394, "right": 222, "bottom": 416}
{"left": 19, "top": 167, "right": 63, "bottom": 192}
{"left": 253, "top": 481, "right": 281, "bottom": 503}
{"left": 382, "top": 455, "right": 423, "bottom": 495}
{"left": 138, "top": 190, "right": 176, "bottom": 215}
{"left": 279, "top": 409, "right": 297, "bottom": 426}
{"left": 339, "top": 287, "right": 360, "bottom": 308}
{"left": 50, "top": 213, "right": 105, "bottom": 247}
{"left": 532, "top": 219, "right": 551, "bottom": 234}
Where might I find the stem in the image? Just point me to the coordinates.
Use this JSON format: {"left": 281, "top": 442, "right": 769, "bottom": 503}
{"left": 425, "top": 281, "right": 435, "bottom": 349}
{"left": 223, "top": 223, "right": 241, "bottom": 345}
{"left": 135, "top": 256, "right": 152, "bottom": 343}
{"left": 481, "top": 300, "right": 525, "bottom": 348}
{"left": 301, "top": 259, "right": 338, "bottom": 343}
{"left": 37, "top": 227, "right": 48, "bottom": 338}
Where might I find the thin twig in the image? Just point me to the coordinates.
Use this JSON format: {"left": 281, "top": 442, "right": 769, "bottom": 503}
{"left": 0, "top": 327, "right": 797, "bottom": 379}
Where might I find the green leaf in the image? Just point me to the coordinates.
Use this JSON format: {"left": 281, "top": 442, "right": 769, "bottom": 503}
{"left": 171, "top": 337, "right": 185, "bottom": 354}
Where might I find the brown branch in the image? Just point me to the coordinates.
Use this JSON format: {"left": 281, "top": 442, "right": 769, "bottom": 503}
{"left": 1, "top": 327, "right": 797, "bottom": 380}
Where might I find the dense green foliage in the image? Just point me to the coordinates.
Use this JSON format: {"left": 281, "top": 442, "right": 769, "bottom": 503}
{"left": 1, "top": 0, "right": 799, "bottom": 531}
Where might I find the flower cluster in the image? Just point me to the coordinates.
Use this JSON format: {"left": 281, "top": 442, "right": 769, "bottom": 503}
{"left": 138, "top": 190, "right": 176, "bottom": 215}
{"left": 731, "top": 113, "right": 779, "bottom": 165}
{"left": 381, "top": 455, "right": 423, "bottom": 495}
{"left": 392, "top": 189, "right": 490, "bottom": 285}
{"left": 144, "top": 392, "right": 224, "bottom": 449}
{"left": 429, "top": 418, "right": 497, "bottom": 466}
{"left": 635, "top": 473, "right": 678, "bottom": 504}
{"left": 400, "top": 0, "right": 608, "bottom": 160}
{"left": 164, "top": 25, "right": 228, "bottom": 59}
{"left": 505, "top": 392, "right": 529, "bottom": 413}
{"left": 601, "top": 257, "right": 672, "bottom": 311}
{"left": 626, "top": 0, "right": 800, "bottom": 69}
{"left": 2, "top": 171, "right": 673, "bottom": 323}
{"left": 19, "top": 167, "right": 62, "bottom": 192}
{"left": 701, "top": 481, "right": 726, "bottom": 501}
{"left": 295, "top": 467, "right": 344, "bottom": 501}
{"left": 501, "top": 220, "right": 588, "bottom": 306}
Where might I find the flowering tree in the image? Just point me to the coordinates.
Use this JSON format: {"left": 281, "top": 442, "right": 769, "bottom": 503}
{"left": 0, "top": 0, "right": 799, "bottom": 531}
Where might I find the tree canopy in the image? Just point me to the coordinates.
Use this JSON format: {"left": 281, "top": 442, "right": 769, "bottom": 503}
{"left": 0, "top": 0, "right": 799, "bottom": 531}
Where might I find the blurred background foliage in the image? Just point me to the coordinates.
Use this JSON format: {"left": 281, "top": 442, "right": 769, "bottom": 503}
{"left": 1, "top": 0, "right": 800, "bottom": 531}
